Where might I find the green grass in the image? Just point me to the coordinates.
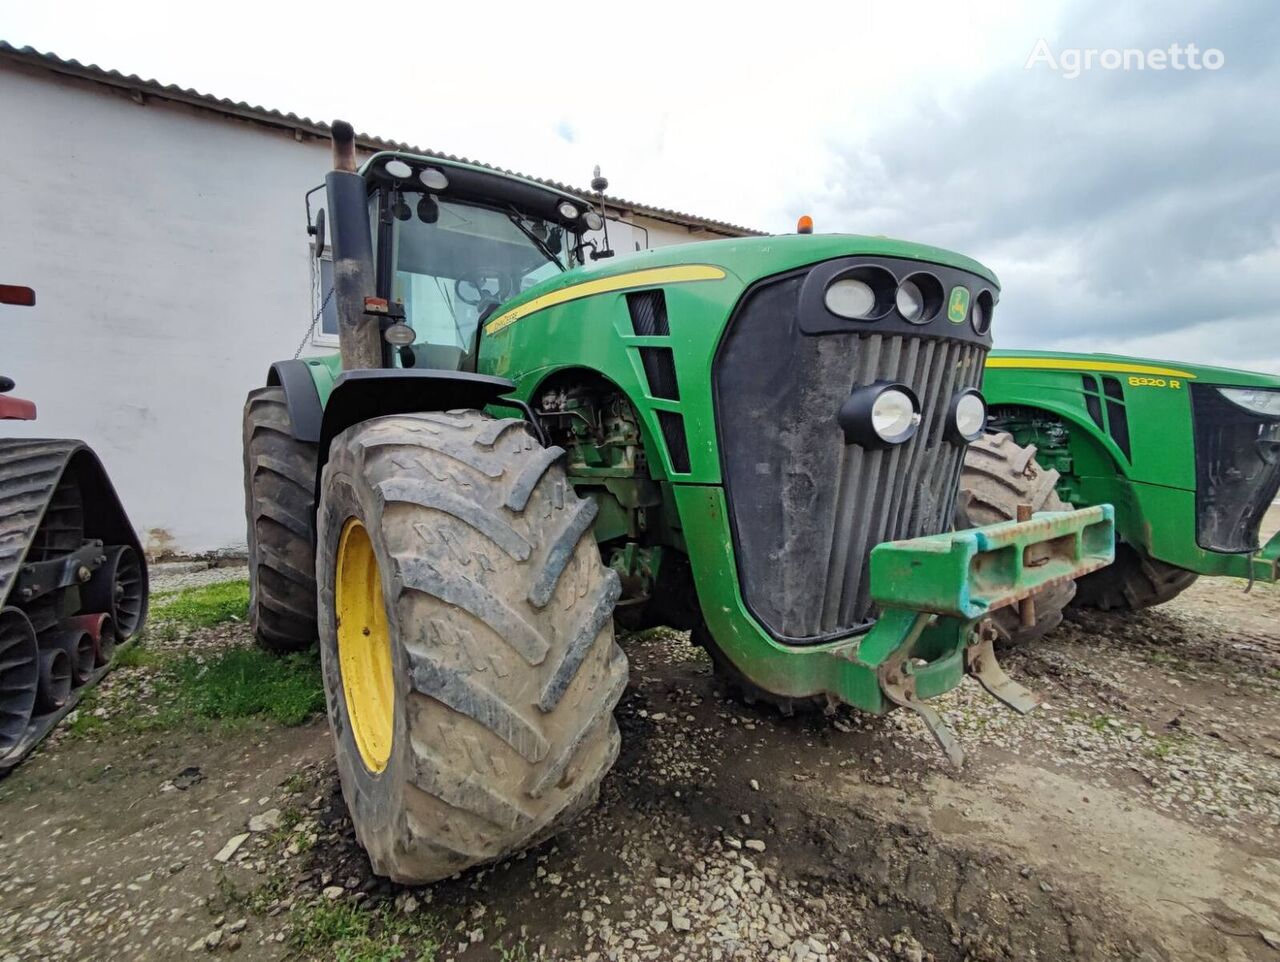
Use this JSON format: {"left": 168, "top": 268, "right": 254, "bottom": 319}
{"left": 289, "top": 901, "right": 440, "bottom": 962}
{"left": 171, "top": 648, "right": 324, "bottom": 726}
{"left": 150, "top": 580, "right": 250, "bottom": 628}
{"left": 69, "top": 644, "right": 323, "bottom": 737}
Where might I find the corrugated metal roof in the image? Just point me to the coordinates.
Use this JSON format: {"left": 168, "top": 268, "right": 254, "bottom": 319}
{"left": 0, "top": 41, "right": 764, "bottom": 238}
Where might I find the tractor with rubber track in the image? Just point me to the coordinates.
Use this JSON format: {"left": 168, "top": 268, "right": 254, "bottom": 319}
{"left": 242, "top": 122, "right": 1114, "bottom": 883}
{"left": 0, "top": 284, "right": 149, "bottom": 773}
{"left": 959, "top": 351, "right": 1280, "bottom": 646}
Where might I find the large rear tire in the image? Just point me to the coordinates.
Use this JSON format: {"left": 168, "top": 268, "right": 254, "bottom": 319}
{"left": 243, "top": 387, "right": 319, "bottom": 652}
{"left": 957, "top": 431, "right": 1076, "bottom": 647}
{"left": 1072, "top": 542, "right": 1198, "bottom": 611}
{"left": 317, "top": 411, "right": 627, "bottom": 883}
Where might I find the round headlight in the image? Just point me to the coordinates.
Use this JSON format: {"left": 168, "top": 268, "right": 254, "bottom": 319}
{"left": 557, "top": 201, "right": 579, "bottom": 221}
{"left": 384, "top": 159, "right": 413, "bottom": 179}
{"left": 583, "top": 209, "right": 604, "bottom": 231}
{"left": 419, "top": 167, "right": 449, "bottom": 190}
{"left": 871, "top": 389, "right": 920, "bottom": 443}
{"left": 972, "top": 290, "right": 994, "bottom": 335}
{"left": 946, "top": 389, "right": 987, "bottom": 443}
{"left": 837, "top": 382, "right": 921, "bottom": 447}
{"left": 895, "top": 280, "right": 925, "bottom": 323}
{"left": 826, "top": 279, "right": 877, "bottom": 319}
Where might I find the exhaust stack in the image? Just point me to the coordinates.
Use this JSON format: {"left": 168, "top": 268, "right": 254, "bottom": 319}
{"left": 325, "top": 120, "right": 383, "bottom": 371}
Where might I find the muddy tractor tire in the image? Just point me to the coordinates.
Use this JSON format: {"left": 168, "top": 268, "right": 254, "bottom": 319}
{"left": 316, "top": 411, "right": 627, "bottom": 883}
{"left": 957, "top": 431, "right": 1076, "bottom": 648}
{"left": 1072, "top": 542, "right": 1198, "bottom": 612}
{"left": 243, "top": 387, "right": 319, "bottom": 652}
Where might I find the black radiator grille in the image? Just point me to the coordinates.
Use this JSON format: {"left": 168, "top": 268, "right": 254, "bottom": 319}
{"left": 1190, "top": 384, "right": 1280, "bottom": 553}
{"left": 713, "top": 270, "right": 989, "bottom": 643}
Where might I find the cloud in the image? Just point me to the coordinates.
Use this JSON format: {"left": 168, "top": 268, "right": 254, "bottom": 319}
{"left": 782, "top": 0, "right": 1280, "bottom": 372}
{"left": 554, "top": 120, "right": 576, "bottom": 144}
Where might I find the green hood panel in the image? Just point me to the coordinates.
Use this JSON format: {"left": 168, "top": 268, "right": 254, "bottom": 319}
{"left": 987, "top": 349, "right": 1280, "bottom": 389}
{"left": 493, "top": 233, "right": 999, "bottom": 326}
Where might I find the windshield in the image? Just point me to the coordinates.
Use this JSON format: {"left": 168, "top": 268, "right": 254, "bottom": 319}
{"left": 382, "top": 192, "right": 570, "bottom": 371}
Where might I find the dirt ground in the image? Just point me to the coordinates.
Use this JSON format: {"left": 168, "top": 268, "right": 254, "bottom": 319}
{"left": 2, "top": 514, "right": 1278, "bottom": 962}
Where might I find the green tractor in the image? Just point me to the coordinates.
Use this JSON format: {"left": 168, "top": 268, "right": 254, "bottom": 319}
{"left": 242, "top": 122, "right": 1113, "bottom": 883}
{"left": 960, "top": 351, "right": 1280, "bottom": 644}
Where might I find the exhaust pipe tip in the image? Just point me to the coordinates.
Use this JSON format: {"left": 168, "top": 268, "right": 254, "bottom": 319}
{"left": 331, "top": 119, "right": 358, "bottom": 173}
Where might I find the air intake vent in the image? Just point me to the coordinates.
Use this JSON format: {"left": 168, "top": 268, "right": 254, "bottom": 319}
{"left": 657, "top": 411, "right": 691, "bottom": 473}
{"left": 639, "top": 347, "right": 680, "bottom": 401}
{"left": 627, "top": 290, "right": 669, "bottom": 336}
{"left": 1102, "top": 377, "right": 1132, "bottom": 460}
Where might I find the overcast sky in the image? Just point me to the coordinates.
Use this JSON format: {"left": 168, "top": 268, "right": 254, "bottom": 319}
{"left": 3, "top": 0, "right": 1276, "bottom": 371}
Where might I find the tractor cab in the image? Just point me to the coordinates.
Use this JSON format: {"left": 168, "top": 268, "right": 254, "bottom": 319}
{"left": 318, "top": 151, "right": 603, "bottom": 373}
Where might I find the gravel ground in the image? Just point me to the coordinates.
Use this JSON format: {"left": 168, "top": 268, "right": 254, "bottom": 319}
{"left": 1, "top": 555, "right": 1278, "bottom": 961}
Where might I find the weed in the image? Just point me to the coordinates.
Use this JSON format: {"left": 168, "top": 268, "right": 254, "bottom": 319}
{"left": 289, "top": 900, "right": 439, "bottom": 962}
{"left": 65, "top": 689, "right": 103, "bottom": 736}
{"left": 150, "top": 580, "right": 250, "bottom": 628}
{"left": 113, "top": 642, "right": 162, "bottom": 669}
{"left": 499, "top": 939, "right": 537, "bottom": 962}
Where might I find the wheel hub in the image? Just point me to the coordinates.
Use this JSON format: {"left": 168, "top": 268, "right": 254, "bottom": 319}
{"left": 335, "top": 519, "right": 395, "bottom": 773}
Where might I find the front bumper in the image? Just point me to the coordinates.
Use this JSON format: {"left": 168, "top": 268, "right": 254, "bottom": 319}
{"left": 680, "top": 483, "right": 1114, "bottom": 763}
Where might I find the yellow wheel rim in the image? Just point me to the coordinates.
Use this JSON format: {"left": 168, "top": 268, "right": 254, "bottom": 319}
{"left": 335, "top": 518, "right": 395, "bottom": 773}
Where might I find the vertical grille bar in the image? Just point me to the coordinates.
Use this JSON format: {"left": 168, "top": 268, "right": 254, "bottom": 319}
{"left": 819, "top": 335, "right": 882, "bottom": 632}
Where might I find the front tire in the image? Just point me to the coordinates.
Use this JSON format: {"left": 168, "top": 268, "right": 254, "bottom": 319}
{"left": 317, "top": 411, "right": 627, "bottom": 883}
{"left": 957, "top": 431, "right": 1076, "bottom": 647}
{"left": 1072, "top": 542, "right": 1198, "bottom": 611}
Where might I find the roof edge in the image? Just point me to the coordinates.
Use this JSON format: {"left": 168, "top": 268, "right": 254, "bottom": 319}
{"left": 0, "top": 41, "right": 764, "bottom": 238}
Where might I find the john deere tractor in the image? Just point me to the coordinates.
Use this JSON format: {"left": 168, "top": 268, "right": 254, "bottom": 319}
{"left": 960, "top": 351, "right": 1280, "bottom": 645}
{"left": 242, "top": 122, "right": 1113, "bottom": 883}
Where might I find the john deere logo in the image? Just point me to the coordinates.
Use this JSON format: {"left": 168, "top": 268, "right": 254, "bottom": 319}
{"left": 947, "top": 287, "right": 970, "bottom": 324}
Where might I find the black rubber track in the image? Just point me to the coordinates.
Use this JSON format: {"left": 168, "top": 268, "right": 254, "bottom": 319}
{"left": 1073, "top": 542, "right": 1198, "bottom": 612}
{"left": 243, "top": 387, "right": 319, "bottom": 652}
{"left": 316, "top": 411, "right": 627, "bottom": 883}
{"left": 957, "top": 431, "right": 1077, "bottom": 648}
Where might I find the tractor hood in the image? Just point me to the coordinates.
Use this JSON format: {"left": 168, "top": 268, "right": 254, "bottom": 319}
{"left": 485, "top": 233, "right": 998, "bottom": 338}
{"left": 987, "top": 349, "right": 1280, "bottom": 389}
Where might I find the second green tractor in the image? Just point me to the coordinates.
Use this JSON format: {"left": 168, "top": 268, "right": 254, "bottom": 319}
{"left": 242, "top": 123, "right": 1113, "bottom": 883}
{"left": 960, "top": 352, "right": 1280, "bottom": 647}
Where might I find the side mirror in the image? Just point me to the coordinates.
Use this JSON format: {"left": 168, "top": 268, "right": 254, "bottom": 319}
{"left": 310, "top": 209, "right": 326, "bottom": 261}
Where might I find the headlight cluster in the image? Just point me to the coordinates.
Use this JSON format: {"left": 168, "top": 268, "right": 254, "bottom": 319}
{"left": 839, "top": 382, "right": 987, "bottom": 448}
{"left": 1217, "top": 386, "right": 1280, "bottom": 419}
{"left": 824, "top": 266, "right": 992, "bottom": 334}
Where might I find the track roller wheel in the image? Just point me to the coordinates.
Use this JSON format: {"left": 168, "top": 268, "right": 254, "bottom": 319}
{"left": 82, "top": 546, "right": 145, "bottom": 642}
{"left": 36, "top": 647, "right": 71, "bottom": 713}
{"left": 0, "top": 608, "right": 39, "bottom": 754}
{"left": 48, "top": 629, "right": 95, "bottom": 685}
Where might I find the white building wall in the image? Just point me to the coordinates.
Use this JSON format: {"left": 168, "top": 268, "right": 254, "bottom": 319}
{"left": 1, "top": 65, "right": 740, "bottom": 555}
{"left": 2, "top": 67, "right": 334, "bottom": 554}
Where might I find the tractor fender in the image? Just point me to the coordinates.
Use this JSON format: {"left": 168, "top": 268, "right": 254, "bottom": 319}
{"left": 316, "top": 369, "right": 519, "bottom": 475}
{"left": 266, "top": 360, "right": 325, "bottom": 444}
